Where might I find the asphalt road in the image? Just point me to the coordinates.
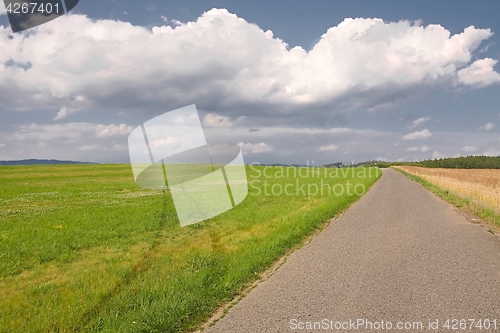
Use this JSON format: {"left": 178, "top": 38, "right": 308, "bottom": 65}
{"left": 205, "top": 168, "right": 500, "bottom": 332}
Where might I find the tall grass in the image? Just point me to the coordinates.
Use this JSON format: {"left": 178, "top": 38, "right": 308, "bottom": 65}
{"left": 0, "top": 164, "right": 380, "bottom": 332}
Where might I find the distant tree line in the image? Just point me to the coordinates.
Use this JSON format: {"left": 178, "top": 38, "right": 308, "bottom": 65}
{"left": 374, "top": 155, "right": 500, "bottom": 169}
{"left": 321, "top": 162, "right": 344, "bottom": 168}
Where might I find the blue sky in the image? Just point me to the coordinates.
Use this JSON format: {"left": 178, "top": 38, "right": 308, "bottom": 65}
{"left": 0, "top": 0, "right": 499, "bottom": 164}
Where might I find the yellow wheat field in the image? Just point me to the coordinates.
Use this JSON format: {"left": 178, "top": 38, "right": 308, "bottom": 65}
{"left": 394, "top": 166, "right": 500, "bottom": 214}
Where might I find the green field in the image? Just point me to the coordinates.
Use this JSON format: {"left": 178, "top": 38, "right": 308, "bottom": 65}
{"left": 0, "top": 164, "right": 380, "bottom": 332}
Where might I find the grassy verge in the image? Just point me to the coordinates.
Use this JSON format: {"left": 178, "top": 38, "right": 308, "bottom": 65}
{"left": 1, "top": 164, "right": 380, "bottom": 332}
{"left": 392, "top": 167, "right": 500, "bottom": 230}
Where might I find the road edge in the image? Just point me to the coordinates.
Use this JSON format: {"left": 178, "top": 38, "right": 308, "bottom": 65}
{"left": 392, "top": 166, "right": 500, "bottom": 235}
{"left": 192, "top": 169, "right": 384, "bottom": 332}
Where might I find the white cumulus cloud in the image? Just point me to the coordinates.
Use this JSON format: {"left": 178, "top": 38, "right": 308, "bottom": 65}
{"left": 462, "top": 145, "right": 477, "bottom": 152}
{"left": 410, "top": 117, "right": 430, "bottom": 128}
{"left": 98, "top": 124, "right": 134, "bottom": 137}
{"left": 457, "top": 58, "right": 500, "bottom": 88}
{"left": 149, "top": 137, "right": 178, "bottom": 149}
{"left": 483, "top": 149, "right": 500, "bottom": 157}
{"left": 319, "top": 144, "right": 338, "bottom": 151}
{"left": 432, "top": 151, "right": 442, "bottom": 158}
{"left": 54, "top": 106, "right": 80, "bottom": 120}
{"left": 0, "top": 10, "right": 498, "bottom": 117}
{"left": 407, "top": 145, "right": 430, "bottom": 152}
{"left": 480, "top": 122, "right": 495, "bottom": 131}
{"left": 238, "top": 142, "right": 273, "bottom": 154}
{"left": 420, "top": 145, "right": 430, "bottom": 152}
{"left": 403, "top": 129, "right": 432, "bottom": 140}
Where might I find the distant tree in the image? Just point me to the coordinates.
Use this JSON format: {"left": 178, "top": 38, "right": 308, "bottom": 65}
{"left": 371, "top": 155, "right": 500, "bottom": 169}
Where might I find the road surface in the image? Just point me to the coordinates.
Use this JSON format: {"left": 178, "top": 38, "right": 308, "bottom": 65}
{"left": 205, "top": 168, "right": 500, "bottom": 332}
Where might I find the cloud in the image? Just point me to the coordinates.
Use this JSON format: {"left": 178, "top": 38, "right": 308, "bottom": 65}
{"left": 54, "top": 106, "right": 80, "bottom": 120}
{"left": 238, "top": 142, "right": 273, "bottom": 154}
{"left": 0, "top": 122, "right": 134, "bottom": 162}
{"left": 78, "top": 144, "right": 102, "bottom": 151}
{"left": 410, "top": 117, "right": 430, "bottom": 128}
{"left": 205, "top": 125, "right": 390, "bottom": 163}
{"left": 12, "top": 123, "right": 101, "bottom": 141}
{"left": 0, "top": 120, "right": 395, "bottom": 164}
{"left": 480, "top": 122, "right": 495, "bottom": 131}
{"left": 160, "top": 16, "right": 183, "bottom": 26}
{"left": 2, "top": 116, "right": 499, "bottom": 164}
{"left": 0, "top": 143, "right": 5, "bottom": 147}
{"left": 432, "top": 151, "right": 442, "bottom": 158}
{"left": 319, "top": 144, "right": 338, "bottom": 151}
{"left": 98, "top": 124, "right": 134, "bottom": 137}
{"left": 149, "top": 137, "right": 178, "bottom": 149}
{"left": 0, "top": 2, "right": 6, "bottom": 15}
{"left": 483, "top": 149, "right": 500, "bottom": 157}
{"left": 403, "top": 129, "right": 432, "bottom": 140}
{"left": 203, "top": 114, "right": 232, "bottom": 127}
{"left": 9, "top": 122, "right": 131, "bottom": 143}
{"left": 457, "top": 58, "right": 500, "bottom": 88}
{"left": 0, "top": 10, "right": 498, "bottom": 118}
{"left": 407, "top": 145, "right": 430, "bottom": 152}
{"left": 462, "top": 145, "right": 477, "bottom": 152}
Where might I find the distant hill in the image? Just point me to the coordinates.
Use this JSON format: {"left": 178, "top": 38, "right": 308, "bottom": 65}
{"left": 0, "top": 159, "right": 98, "bottom": 166}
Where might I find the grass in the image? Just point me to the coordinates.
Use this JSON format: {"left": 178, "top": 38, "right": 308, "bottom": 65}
{"left": 0, "top": 164, "right": 380, "bottom": 332}
{"left": 393, "top": 166, "right": 500, "bottom": 229}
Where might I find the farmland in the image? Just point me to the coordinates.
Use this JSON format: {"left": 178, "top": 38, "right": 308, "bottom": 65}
{"left": 0, "top": 164, "right": 380, "bottom": 333}
{"left": 394, "top": 166, "right": 500, "bottom": 227}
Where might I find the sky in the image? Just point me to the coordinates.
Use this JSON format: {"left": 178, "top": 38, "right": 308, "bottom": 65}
{"left": 0, "top": 0, "right": 499, "bottom": 165}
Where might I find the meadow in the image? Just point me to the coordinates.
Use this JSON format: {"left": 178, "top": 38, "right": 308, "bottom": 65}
{"left": 394, "top": 166, "right": 500, "bottom": 227}
{"left": 0, "top": 164, "right": 380, "bottom": 332}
